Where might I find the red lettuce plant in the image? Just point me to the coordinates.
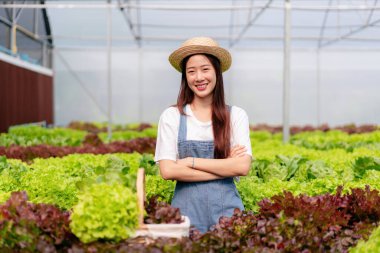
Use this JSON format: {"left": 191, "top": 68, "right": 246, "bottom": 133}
{"left": 144, "top": 196, "right": 183, "bottom": 224}
{"left": 0, "top": 137, "right": 156, "bottom": 162}
{"left": 0, "top": 191, "right": 75, "bottom": 252}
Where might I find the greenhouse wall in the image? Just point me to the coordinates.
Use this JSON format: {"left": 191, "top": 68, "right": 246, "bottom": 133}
{"left": 53, "top": 48, "right": 380, "bottom": 127}
{"left": 0, "top": 52, "right": 54, "bottom": 132}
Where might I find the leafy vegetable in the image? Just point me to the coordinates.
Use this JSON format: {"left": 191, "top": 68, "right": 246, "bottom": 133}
{"left": 252, "top": 155, "right": 308, "bottom": 182}
{"left": 139, "top": 153, "right": 159, "bottom": 176}
{"left": 0, "top": 125, "right": 86, "bottom": 147}
{"left": 0, "top": 191, "right": 73, "bottom": 251}
{"left": 144, "top": 195, "right": 183, "bottom": 224}
{"left": 70, "top": 183, "right": 139, "bottom": 243}
{"left": 0, "top": 138, "right": 156, "bottom": 162}
{"left": 352, "top": 156, "right": 380, "bottom": 179}
{"left": 350, "top": 225, "right": 380, "bottom": 253}
{"left": 145, "top": 175, "right": 175, "bottom": 203}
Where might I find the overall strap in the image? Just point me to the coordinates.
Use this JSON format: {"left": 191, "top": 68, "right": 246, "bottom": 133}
{"left": 178, "top": 106, "right": 187, "bottom": 141}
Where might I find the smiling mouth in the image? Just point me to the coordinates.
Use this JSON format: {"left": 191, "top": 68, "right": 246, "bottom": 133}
{"left": 195, "top": 84, "right": 207, "bottom": 91}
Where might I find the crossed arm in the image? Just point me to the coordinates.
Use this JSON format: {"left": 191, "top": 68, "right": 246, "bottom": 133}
{"left": 158, "top": 145, "right": 252, "bottom": 182}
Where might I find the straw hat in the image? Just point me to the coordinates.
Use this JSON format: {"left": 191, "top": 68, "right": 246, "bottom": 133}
{"left": 169, "top": 37, "right": 232, "bottom": 73}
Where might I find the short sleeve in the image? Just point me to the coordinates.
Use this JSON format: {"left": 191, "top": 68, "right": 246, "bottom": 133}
{"left": 231, "top": 106, "right": 253, "bottom": 157}
{"left": 154, "top": 107, "right": 179, "bottom": 162}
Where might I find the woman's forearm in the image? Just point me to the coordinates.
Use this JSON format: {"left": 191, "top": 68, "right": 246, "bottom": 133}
{"left": 190, "top": 155, "right": 252, "bottom": 177}
{"left": 158, "top": 160, "right": 224, "bottom": 182}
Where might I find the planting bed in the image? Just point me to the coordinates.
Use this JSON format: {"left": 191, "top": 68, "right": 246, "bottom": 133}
{"left": 0, "top": 123, "right": 379, "bottom": 252}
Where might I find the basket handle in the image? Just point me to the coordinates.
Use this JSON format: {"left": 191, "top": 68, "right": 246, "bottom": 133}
{"left": 136, "top": 167, "right": 146, "bottom": 228}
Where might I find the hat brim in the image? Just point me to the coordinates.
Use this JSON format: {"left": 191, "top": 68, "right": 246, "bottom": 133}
{"left": 169, "top": 45, "right": 232, "bottom": 73}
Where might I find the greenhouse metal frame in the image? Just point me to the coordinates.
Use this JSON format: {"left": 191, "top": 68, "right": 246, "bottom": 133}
{"left": 0, "top": 0, "right": 379, "bottom": 141}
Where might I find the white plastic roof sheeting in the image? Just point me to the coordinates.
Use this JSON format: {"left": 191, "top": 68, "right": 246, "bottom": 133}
{"left": 48, "top": 1, "right": 380, "bottom": 133}
{"left": 2, "top": 1, "right": 379, "bottom": 137}
{"left": 34, "top": 0, "right": 380, "bottom": 49}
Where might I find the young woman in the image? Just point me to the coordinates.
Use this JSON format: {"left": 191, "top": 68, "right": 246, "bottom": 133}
{"left": 154, "top": 37, "right": 252, "bottom": 233}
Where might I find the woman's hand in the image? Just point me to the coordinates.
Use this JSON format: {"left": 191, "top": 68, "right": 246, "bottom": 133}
{"left": 229, "top": 145, "right": 247, "bottom": 158}
{"left": 176, "top": 157, "right": 193, "bottom": 168}
{"left": 159, "top": 159, "right": 224, "bottom": 181}
{"left": 175, "top": 145, "right": 247, "bottom": 167}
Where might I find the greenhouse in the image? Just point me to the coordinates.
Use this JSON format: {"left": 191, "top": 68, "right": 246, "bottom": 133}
{"left": 1, "top": 0, "right": 380, "bottom": 252}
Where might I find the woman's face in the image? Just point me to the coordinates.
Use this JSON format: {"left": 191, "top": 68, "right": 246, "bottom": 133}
{"left": 185, "top": 54, "right": 217, "bottom": 100}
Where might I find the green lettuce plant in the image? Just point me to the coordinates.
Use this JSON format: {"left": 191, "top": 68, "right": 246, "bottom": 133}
{"left": 0, "top": 126, "right": 86, "bottom": 147}
{"left": 70, "top": 183, "right": 139, "bottom": 243}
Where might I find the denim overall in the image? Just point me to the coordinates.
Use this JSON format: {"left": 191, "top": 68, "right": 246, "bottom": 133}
{"left": 171, "top": 107, "right": 244, "bottom": 233}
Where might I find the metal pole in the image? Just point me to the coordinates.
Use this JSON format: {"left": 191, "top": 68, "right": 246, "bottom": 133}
{"left": 316, "top": 49, "right": 321, "bottom": 126}
{"left": 42, "top": 40, "right": 47, "bottom": 67}
{"left": 34, "top": 2, "right": 39, "bottom": 34}
{"left": 283, "top": 0, "right": 291, "bottom": 143}
{"left": 10, "top": 5, "right": 16, "bottom": 54}
{"left": 138, "top": 48, "right": 143, "bottom": 123}
{"left": 107, "top": 0, "right": 113, "bottom": 141}
{"left": 52, "top": 47, "right": 56, "bottom": 126}
{"left": 2, "top": 3, "right": 380, "bottom": 11}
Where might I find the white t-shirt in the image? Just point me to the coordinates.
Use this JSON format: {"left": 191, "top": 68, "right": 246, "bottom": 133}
{"left": 154, "top": 104, "right": 252, "bottom": 162}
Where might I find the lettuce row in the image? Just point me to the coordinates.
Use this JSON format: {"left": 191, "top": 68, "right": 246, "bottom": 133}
{"left": 0, "top": 153, "right": 143, "bottom": 209}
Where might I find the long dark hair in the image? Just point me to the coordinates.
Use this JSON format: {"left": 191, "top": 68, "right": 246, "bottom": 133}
{"left": 176, "top": 54, "right": 231, "bottom": 159}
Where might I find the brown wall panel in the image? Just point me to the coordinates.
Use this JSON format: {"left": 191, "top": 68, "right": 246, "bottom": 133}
{"left": 0, "top": 59, "right": 53, "bottom": 133}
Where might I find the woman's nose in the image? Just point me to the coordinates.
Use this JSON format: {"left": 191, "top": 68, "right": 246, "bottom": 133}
{"left": 195, "top": 71, "right": 204, "bottom": 81}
